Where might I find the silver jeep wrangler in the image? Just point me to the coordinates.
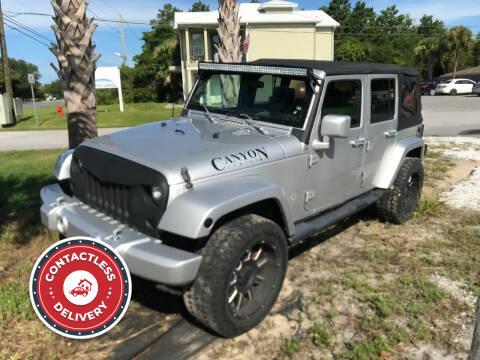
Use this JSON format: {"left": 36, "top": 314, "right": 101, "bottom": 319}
{"left": 40, "top": 59, "right": 426, "bottom": 337}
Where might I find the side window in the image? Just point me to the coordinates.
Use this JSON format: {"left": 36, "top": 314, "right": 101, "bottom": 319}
{"left": 371, "top": 78, "right": 396, "bottom": 123}
{"left": 322, "top": 80, "right": 362, "bottom": 128}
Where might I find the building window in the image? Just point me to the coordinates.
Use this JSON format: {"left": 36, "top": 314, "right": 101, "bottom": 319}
{"left": 322, "top": 80, "right": 362, "bottom": 128}
{"left": 191, "top": 33, "right": 204, "bottom": 59}
{"left": 371, "top": 78, "right": 395, "bottom": 123}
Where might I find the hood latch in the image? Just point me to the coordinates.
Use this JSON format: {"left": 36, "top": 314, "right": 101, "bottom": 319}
{"left": 181, "top": 167, "right": 193, "bottom": 190}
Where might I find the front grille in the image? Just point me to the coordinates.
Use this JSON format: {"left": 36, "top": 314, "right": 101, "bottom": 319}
{"left": 69, "top": 146, "right": 169, "bottom": 238}
{"left": 79, "top": 168, "right": 130, "bottom": 224}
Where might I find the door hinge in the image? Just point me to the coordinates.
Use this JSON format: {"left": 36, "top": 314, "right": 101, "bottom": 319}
{"left": 305, "top": 191, "right": 315, "bottom": 204}
{"left": 349, "top": 137, "right": 366, "bottom": 148}
{"left": 308, "top": 153, "right": 320, "bottom": 167}
{"left": 361, "top": 171, "right": 367, "bottom": 186}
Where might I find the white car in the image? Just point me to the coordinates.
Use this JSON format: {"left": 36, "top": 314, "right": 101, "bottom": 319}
{"left": 435, "top": 78, "right": 477, "bottom": 95}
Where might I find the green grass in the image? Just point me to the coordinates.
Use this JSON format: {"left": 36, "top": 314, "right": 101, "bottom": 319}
{"left": 0, "top": 149, "right": 63, "bottom": 245}
{"left": 340, "top": 336, "right": 390, "bottom": 360}
{"left": 1, "top": 103, "right": 182, "bottom": 131}
{"left": 0, "top": 149, "right": 63, "bottom": 211}
{"left": 0, "top": 282, "right": 32, "bottom": 324}
{"left": 308, "top": 322, "right": 335, "bottom": 348}
{"left": 414, "top": 194, "right": 445, "bottom": 218}
{"left": 282, "top": 338, "right": 300, "bottom": 358}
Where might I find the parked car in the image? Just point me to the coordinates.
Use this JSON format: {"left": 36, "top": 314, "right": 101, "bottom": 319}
{"left": 473, "top": 81, "right": 480, "bottom": 96}
{"left": 41, "top": 60, "right": 425, "bottom": 338}
{"left": 421, "top": 81, "right": 439, "bottom": 96}
{"left": 435, "top": 78, "right": 477, "bottom": 95}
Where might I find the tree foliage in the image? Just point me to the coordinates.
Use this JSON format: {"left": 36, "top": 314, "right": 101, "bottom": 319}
{"left": 121, "top": 1, "right": 211, "bottom": 103}
{"left": 443, "top": 26, "right": 473, "bottom": 78}
{"left": 321, "top": 0, "right": 476, "bottom": 80}
{"left": 43, "top": 79, "right": 63, "bottom": 98}
{"left": 189, "top": 1, "right": 210, "bottom": 12}
{"left": 0, "top": 58, "right": 42, "bottom": 99}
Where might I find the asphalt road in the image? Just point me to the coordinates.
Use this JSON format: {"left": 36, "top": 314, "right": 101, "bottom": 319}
{"left": 0, "top": 127, "right": 125, "bottom": 151}
{"left": 422, "top": 94, "right": 480, "bottom": 136}
{"left": 23, "top": 99, "right": 65, "bottom": 109}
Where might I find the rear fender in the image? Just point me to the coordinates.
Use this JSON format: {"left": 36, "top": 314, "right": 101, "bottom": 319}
{"left": 373, "top": 137, "right": 425, "bottom": 189}
{"left": 158, "top": 175, "right": 293, "bottom": 239}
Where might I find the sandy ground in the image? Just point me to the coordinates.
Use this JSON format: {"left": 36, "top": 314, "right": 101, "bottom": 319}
{"left": 425, "top": 137, "right": 480, "bottom": 211}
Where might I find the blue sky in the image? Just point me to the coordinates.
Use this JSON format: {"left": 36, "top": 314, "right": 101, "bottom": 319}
{"left": 3, "top": 0, "right": 479, "bottom": 84}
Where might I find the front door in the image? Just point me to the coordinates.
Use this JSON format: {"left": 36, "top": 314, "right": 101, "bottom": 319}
{"left": 306, "top": 75, "right": 367, "bottom": 213}
{"left": 363, "top": 74, "right": 398, "bottom": 188}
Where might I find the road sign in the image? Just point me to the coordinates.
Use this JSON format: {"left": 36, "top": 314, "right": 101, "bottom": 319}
{"left": 28, "top": 74, "right": 39, "bottom": 127}
{"left": 95, "top": 67, "right": 124, "bottom": 112}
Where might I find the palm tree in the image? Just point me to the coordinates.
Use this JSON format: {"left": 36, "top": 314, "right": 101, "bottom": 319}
{"left": 443, "top": 26, "right": 473, "bottom": 79}
{"left": 50, "top": 0, "right": 101, "bottom": 149}
{"left": 414, "top": 37, "right": 441, "bottom": 81}
{"left": 216, "top": 0, "right": 242, "bottom": 62}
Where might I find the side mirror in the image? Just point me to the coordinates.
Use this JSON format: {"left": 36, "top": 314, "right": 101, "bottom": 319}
{"left": 321, "top": 115, "right": 351, "bottom": 138}
{"left": 311, "top": 115, "right": 351, "bottom": 151}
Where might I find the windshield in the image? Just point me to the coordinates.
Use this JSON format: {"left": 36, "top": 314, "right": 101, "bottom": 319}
{"left": 188, "top": 72, "right": 314, "bottom": 129}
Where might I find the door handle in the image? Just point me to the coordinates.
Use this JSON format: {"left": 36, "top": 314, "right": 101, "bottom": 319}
{"left": 384, "top": 129, "right": 398, "bottom": 138}
{"left": 349, "top": 137, "right": 366, "bottom": 148}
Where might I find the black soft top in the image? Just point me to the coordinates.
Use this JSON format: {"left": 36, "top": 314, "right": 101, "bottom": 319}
{"left": 252, "top": 59, "right": 419, "bottom": 77}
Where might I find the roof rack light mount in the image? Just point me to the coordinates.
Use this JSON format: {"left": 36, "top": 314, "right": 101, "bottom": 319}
{"left": 198, "top": 62, "right": 309, "bottom": 77}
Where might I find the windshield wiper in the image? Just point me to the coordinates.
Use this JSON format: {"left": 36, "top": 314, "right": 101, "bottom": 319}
{"left": 200, "top": 104, "right": 216, "bottom": 124}
{"left": 238, "top": 114, "right": 266, "bottom": 136}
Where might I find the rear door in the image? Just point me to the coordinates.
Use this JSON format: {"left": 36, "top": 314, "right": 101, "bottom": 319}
{"left": 456, "top": 80, "right": 469, "bottom": 93}
{"left": 364, "top": 74, "right": 398, "bottom": 189}
{"left": 466, "top": 80, "right": 476, "bottom": 93}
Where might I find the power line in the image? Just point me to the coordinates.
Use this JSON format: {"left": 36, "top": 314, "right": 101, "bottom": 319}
{"left": 5, "top": 11, "right": 153, "bottom": 25}
{"left": 2, "top": 14, "right": 53, "bottom": 43}
{"left": 87, "top": 6, "right": 120, "bottom": 33}
{"left": 4, "top": 22, "right": 50, "bottom": 47}
{"left": 5, "top": 11, "right": 480, "bottom": 33}
{"left": 95, "top": 0, "right": 119, "bottom": 19}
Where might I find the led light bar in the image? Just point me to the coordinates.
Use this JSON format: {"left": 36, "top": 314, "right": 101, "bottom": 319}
{"left": 198, "top": 62, "right": 309, "bottom": 77}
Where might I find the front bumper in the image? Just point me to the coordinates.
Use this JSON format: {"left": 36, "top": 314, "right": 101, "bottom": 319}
{"left": 40, "top": 184, "right": 202, "bottom": 286}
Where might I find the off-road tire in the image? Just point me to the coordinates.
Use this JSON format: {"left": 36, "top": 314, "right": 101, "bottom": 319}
{"left": 376, "top": 157, "right": 424, "bottom": 224}
{"left": 183, "top": 214, "right": 288, "bottom": 338}
{"left": 450, "top": 89, "right": 457, "bottom": 96}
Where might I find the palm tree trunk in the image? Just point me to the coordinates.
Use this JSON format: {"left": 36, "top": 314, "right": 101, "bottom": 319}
{"left": 453, "top": 50, "right": 459, "bottom": 79}
{"left": 216, "top": 0, "right": 242, "bottom": 63}
{"left": 50, "top": 0, "right": 101, "bottom": 149}
{"left": 427, "top": 56, "right": 434, "bottom": 81}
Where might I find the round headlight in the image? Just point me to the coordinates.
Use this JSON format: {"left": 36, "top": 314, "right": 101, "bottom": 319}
{"left": 151, "top": 186, "right": 163, "bottom": 204}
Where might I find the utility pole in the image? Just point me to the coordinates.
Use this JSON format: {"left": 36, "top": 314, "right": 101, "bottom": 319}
{"left": 119, "top": 14, "right": 126, "bottom": 66}
{"left": 0, "top": 0, "right": 15, "bottom": 124}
